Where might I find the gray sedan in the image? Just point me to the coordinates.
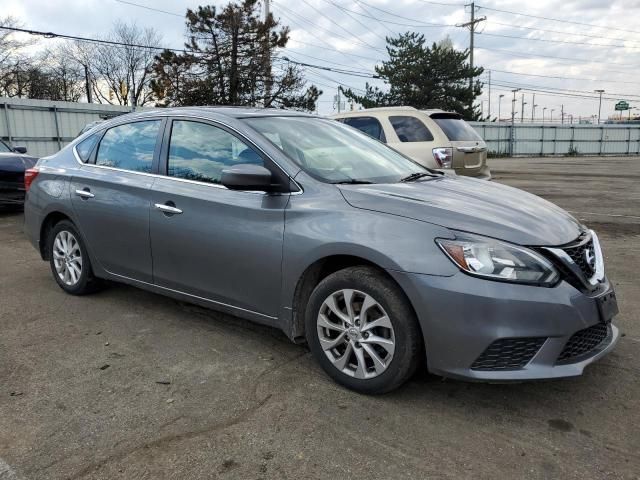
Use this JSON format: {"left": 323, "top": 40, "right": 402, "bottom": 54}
{"left": 23, "top": 107, "right": 619, "bottom": 394}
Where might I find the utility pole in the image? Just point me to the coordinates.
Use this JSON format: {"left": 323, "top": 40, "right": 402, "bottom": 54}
{"left": 510, "top": 88, "right": 519, "bottom": 155}
{"left": 595, "top": 89, "right": 605, "bottom": 124}
{"left": 84, "top": 64, "right": 92, "bottom": 103}
{"left": 561, "top": 104, "right": 564, "bottom": 124}
{"left": 334, "top": 88, "right": 342, "bottom": 113}
{"left": 457, "top": 2, "right": 486, "bottom": 113}
{"left": 498, "top": 94, "right": 504, "bottom": 122}
{"left": 264, "top": 0, "right": 272, "bottom": 106}
{"left": 487, "top": 70, "right": 491, "bottom": 120}
{"left": 521, "top": 94, "right": 527, "bottom": 123}
{"left": 531, "top": 94, "right": 536, "bottom": 122}
{"left": 543, "top": 107, "right": 547, "bottom": 123}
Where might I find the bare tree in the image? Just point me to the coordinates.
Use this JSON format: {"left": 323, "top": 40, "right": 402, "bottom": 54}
{"left": 0, "top": 16, "right": 37, "bottom": 97}
{"left": 89, "top": 21, "right": 161, "bottom": 106}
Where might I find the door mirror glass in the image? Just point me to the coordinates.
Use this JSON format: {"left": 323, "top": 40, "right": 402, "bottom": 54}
{"left": 221, "top": 164, "right": 273, "bottom": 191}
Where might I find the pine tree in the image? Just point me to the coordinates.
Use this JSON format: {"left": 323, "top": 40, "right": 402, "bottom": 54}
{"left": 151, "top": 1, "right": 320, "bottom": 110}
{"left": 342, "top": 32, "right": 483, "bottom": 119}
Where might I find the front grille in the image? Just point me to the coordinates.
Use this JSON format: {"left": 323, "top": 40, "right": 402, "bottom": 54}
{"left": 471, "top": 337, "right": 547, "bottom": 371}
{"left": 557, "top": 323, "right": 610, "bottom": 364}
{"left": 562, "top": 233, "right": 596, "bottom": 279}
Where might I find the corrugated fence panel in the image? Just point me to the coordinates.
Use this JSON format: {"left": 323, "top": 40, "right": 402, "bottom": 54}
{"left": 0, "top": 97, "right": 145, "bottom": 157}
{"left": 470, "top": 122, "right": 640, "bottom": 156}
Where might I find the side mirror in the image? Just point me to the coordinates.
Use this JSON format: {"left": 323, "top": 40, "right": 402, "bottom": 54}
{"left": 221, "top": 164, "right": 273, "bottom": 191}
{"left": 13, "top": 146, "right": 27, "bottom": 154}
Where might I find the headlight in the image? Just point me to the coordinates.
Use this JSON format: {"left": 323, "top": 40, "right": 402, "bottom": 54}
{"left": 436, "top": 233, "right": 559, "bottom": 286}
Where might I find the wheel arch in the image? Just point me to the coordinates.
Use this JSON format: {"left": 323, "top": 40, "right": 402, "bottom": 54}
{"left": 288, "top": 254, "right": 423, "bottom": 344}
{"left": 39, "top": 211, "right": 73, "bottom": 260}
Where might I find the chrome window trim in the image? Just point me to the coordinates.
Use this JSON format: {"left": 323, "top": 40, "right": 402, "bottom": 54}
{"left": 543, "top": 229, "right": 605, "bottom": 288}
{"left": 72, "top": 113, "right": 303, "bottom": 195}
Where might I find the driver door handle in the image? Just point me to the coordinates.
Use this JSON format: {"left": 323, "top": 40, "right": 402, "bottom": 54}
{"left": 154, "top": 203, "right": 183, "bottom": 215}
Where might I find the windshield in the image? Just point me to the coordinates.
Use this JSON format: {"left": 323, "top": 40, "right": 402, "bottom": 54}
{"left": 243, "top": 116, "right": 429, "bottom": 184}
{"left": 0, "top": 141, "right": 11, "bottom": 153}
{"left": 432, "top": 117, "right": 482, "bottom": 142}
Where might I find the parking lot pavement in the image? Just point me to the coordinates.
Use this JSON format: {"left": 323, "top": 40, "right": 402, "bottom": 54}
{"left": 0, "top": 156, "right": 639, "bottom": 480}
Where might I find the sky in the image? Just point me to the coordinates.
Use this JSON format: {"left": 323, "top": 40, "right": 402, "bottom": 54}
{"left": 4, "top": 0, "right": 640, "bottom": 121}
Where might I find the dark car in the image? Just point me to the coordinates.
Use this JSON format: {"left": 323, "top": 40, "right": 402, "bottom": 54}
{"left": 0, "top": 140, "right": 38, "bottom": 208}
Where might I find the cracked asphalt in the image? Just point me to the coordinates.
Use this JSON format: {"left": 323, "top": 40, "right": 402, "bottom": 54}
{"left": 0, "top": 156, "right": 639, "bottom": 479}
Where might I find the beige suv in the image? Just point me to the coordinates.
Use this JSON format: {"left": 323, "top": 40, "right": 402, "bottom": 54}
{"left": 332, "top": 106, "right": 491, "bottom": 180}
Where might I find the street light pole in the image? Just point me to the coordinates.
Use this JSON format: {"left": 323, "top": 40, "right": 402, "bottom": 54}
{"left": 595, "top": 89, "right": 605, "bottom": 124}
{"left": 543, "top": 107, "right": 547, "bottom": 123}
{"left": 531, "top": 93, "right": 536, "bottom": 122}
{"left": 551, "top": 109, "right": 555, "bottom": 122}
{"left": 510, "top": 89, "right": 520, "bottom": 156}
{"left": 521, "top": 94, "right": 527, "bottom": 123}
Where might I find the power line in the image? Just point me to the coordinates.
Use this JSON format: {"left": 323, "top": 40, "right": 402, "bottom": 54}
{"left": 476, "top": 4, "right": 639, "bottom": 35}
{"left": 488, "top": 20, "right": 640, "bottom": 46}
{"left": 318, "top": 0, "right": 387, "bottom": 43}
{"left": 280, "top": 56, "right": 378, "bottom": 78}
{"left": 113, "top": 0, "right": 183, "bottom": 17}
{"left": 486, "top": 68, "right": 640, "bottom": 86}
{"left": 297, "top": 0, "right": 381, "bottom": 50}
{"left": 356, "top": 0, "right": 457, "bottom": 27}
{"left": 0, "top": 24, "right": 183, "bottom": 53}
{"left": 478, "top": 31, "right": 640, "bottom": 50}
{"left": 476, "top": 46, "right": 639, "bottom": 70}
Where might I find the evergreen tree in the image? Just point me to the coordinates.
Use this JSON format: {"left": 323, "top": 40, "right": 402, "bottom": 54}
{"left": 151, "top": 1, "right": 320, "bottom": 110}
{"left": 342, "top": 32, "right": 483, "bottom": 119}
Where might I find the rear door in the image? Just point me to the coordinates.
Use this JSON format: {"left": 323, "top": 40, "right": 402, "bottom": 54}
{"left": 385, "top": 115, "right": 438, "bottom": 168}
{"left": 70, "top": 119, "right": 164, "bottom": 283}
{"left": 429, "top": 114, "right": 487, "bottom": 176}
{"left": 149, "top": 118, "right": 289, "bottom": 317}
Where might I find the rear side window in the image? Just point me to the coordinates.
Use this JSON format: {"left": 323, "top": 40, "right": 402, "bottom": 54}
{"left": 432, "top": 118, "right": 482, "bottom": 141}
{"left": 167, "top": 120, "right": 263, "bottom": 185}
{"left": 75, "top": 133, "right": 100, "bottom": 163}
{"left": 342, "top": 116, "right": 386, "bottom": 142}
{"left": 389, "top": 116, "right": 434, "bottom": 142}
{"left": 95, "top": 120, "right": 161, "bottom": 173}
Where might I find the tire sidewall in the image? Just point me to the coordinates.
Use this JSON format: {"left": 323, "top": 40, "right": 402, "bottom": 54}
{"left": 48, "top": 220, "right": 93, "bottom": 295}
{"left": 305, "top": 267, "right": 421, "bottom": 394}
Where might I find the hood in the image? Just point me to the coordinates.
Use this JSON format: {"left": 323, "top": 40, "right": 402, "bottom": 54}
{"left": 339, "top": 176, "right": 582, "bottom": 246}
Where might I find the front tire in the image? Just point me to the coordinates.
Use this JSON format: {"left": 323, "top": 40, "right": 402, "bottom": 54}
{"left": 48, "top": 220, "right": 100, "bottom": 295}
{"left": 305, "top": 266, "right": 422, "bottom": 394}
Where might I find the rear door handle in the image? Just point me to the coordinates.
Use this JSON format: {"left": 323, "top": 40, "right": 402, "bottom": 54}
{"left": 75, "top": 189, "right": 95, "bottom": 199}
{"left": 154, "top": 203, "right": 183, "bottom": 215}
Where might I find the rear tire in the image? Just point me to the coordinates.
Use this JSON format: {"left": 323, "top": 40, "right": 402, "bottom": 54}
{"left": 47, "top": 220, "right": 101, "bottom": 295}
{"left": 305, "top": 266, "right": 422, "bottom": 394}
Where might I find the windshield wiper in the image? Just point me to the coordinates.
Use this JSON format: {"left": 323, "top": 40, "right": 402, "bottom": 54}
{"left": 399, "top": 172, "right": 439, "bottom": 183}
{"left": 331, "top": 179, "right": 374, "bottom": 185}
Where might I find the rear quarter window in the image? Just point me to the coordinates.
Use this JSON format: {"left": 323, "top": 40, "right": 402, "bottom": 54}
{"left": 389, "top": 116, "right": 434, "bottom": 142}
{"left": 432, "top": 118, "right": 482, "bottom": 141}
{"left": 75, "top": 133, "right": 101, "bottom": 163}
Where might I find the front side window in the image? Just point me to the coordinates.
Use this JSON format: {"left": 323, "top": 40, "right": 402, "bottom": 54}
{"left": 167, "top": 120, "right": 263, "bottom": 185}
{"left": 342, "top": 117, "right": 386, "bottom": 142}
{"left": 389, "top": 116, "right": 434, "bottom": 142}
{"left": 95, "top": 121, "right": 161, "bottom": 172}
{"left": 76, "top": 133, "right": 100, "bottom": 162}
{"left": 244, "top": 116, "right": 429, "bottom": 184}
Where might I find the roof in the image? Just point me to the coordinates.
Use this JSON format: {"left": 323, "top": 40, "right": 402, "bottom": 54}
{"left": 141, "top": 106, "right": 316, "bottom": 119}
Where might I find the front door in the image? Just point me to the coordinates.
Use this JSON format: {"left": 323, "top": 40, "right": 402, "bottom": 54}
{"left": 70, "top": 119, "right": 163, "bottom": 283}
{"left": 149, "top": 119, "right": 288, "bottom": 317}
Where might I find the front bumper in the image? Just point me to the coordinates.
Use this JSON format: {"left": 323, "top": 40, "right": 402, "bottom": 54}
{"left": 390, "top": 270, "right": 619, "bottom": 381}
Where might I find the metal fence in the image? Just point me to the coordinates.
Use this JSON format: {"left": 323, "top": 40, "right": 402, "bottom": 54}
{"left": 2, "top": 97, "right": 640, "bottom": 158}
{"left": 0, "top": 97, "right": 140, "bottom": 158}
{"left": 470, "top": 122, "right": 640, "bottom": 156}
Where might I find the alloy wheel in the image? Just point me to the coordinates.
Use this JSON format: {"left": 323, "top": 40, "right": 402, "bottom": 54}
{"left": 317, "top": 289, "right": 395, "bottom": 379}
{"left": 52, "top": 230, "right": 83, "bottom": 286}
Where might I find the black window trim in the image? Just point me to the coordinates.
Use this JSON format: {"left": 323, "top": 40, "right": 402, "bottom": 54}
{"left": 342, "top": 116, "right": 387, "bottom": 143}
{"left": 92, "top": 118, "right": 166, "bottom": 173}
{"left": 388, "top": 115, "right": 435, "bottom": 143}
{"left": 71, "top": 113, "right": 302, "bottom": 195}
{"left": 159, "top": 116, "right": 298, "bottom": 194}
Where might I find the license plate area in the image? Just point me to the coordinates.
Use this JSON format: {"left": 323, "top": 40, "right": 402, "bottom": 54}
{"left": 596, "top": 290, "right": 619, "bottom": 323}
